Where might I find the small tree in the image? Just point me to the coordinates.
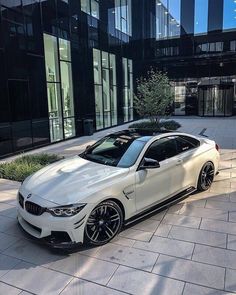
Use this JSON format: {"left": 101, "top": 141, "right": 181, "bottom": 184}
{"left": 134, "top": 68, "right": 173, "bottom": 122}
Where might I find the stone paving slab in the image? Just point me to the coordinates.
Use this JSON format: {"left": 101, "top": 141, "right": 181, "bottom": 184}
{"left": 228, "top": 235, "right": 236, "bottom": 251}
{"left": 154, "top": 224, "right": 172, "bottom": 237}
{"left": 0, "top": 282, "right": 22, "bottom": 295}
{"left": 192, "top": 244, "right": 236, "bottom": 269}
{"left": 118, "top": 227, "right": 153, "bottom": 241}
{"left": 168, "top": 226, "right": 227, "bottom": 248}
{"left": 183, "top": 283, "right": 236, "bottom": 295}
{"left": 177, "top": 203, "right": 228, "bottom": 221}
{"left": 1, "top": 261, "right": 72, "bottom": 295}
{"left": 162, "top": 213, "right": 201, "bottom": 229}
{"left": 153, "top": 254, "right": 225, "bottom": 289}
{"left": 93, "top": 243, "right": 159, "bottom": 272}
{"left": 60, "top": 278, "right": 125, "bottom": 295}
{"left": 133, "top": 236, "right": 194, "bottom": 259}
{"left": 200, "top": 219, "right": 236, "bottom": 235}
{"left": 108, "top": 265, "right": 185, "bottom": 295}
{"left": 49, "top": 254, "right": 118, "bottom": 285}
{"left": 3, "top": 239, "right": 65, "bottom": 268}
{"left": 225, "top": 268, "right": 236, "bottom": 293}
{"left": 229, "top": 212, "right": 236, "bottom": 222}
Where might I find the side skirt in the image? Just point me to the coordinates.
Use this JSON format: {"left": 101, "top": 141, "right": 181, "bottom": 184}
{"left": 124, "top": 186, "right": 196, "bottom": 226}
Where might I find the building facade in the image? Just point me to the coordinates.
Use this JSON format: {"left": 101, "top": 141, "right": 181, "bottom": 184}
{"left": 0, "top": 0, "right": 236, "bottom": 158}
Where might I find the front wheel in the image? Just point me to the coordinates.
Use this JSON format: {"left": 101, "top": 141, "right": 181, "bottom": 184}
{"left": 197, "top": 162, "right": 215, "bottom": 191}
{"left": 84, "top": 200, "right": 123, "bottom": 246}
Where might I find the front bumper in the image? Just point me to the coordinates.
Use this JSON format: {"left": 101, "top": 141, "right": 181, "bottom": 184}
{"left": 17, "top": 201, "right": 91, "bottom": 247}
{"left": 17, "top": 218, "right": 83, "bottom": 249}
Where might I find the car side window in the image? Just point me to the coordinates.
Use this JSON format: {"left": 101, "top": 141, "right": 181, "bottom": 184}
{"left": 176, "top": 136, "right": 197, "bottom": 154}
{"left": 145, "top": 137, "right": 178, "bottom": 162}
{"left": 181, "top": 135, "right": 200, "bottom": 147}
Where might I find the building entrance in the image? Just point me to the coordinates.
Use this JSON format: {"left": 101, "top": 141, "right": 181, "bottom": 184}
{"left": 198, "top": 84, "right": 233, "bottom": 117}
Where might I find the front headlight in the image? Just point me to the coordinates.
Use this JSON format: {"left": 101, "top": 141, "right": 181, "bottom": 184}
{"left": 46, "top": 203, "right": 86, "bottom": 217}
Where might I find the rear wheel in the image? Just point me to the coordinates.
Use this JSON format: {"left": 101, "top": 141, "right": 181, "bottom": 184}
{"left": 197, "top": 162, "right": 215, "bottom": 191}
{"left": 84, "top": 201, "right": 123, "bottom": 246}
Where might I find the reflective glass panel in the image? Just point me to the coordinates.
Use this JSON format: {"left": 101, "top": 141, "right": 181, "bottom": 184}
{"left": 59, "top": 38, "right": 71, "bottom": 61}
{"left": 64, "top": 118, "right": 75, "bottom": 138}
{"left": 109, "top": 54, "right": 116, "bottom": 86}
{"left": 44, "top": 34, "right": 60, "bottom": 82}
{"left": 123, "top": 88, "right": 129, "bottom": 122}
{"left": 94, "top": 85, "right": 103, "bottom": 130}
{"left": 91, "top": 0, "right": 99, "bottom": 19}
{"left": 60, "top": 61, "right": 74, "bottom": 117}
{"left": 223, "top": 0, "right": 236, "bottom": 30}
{"left": 47, "top": 83, "right": 63, "bottom": 142}
{"left": 194, "top": 0, "right": 209, "bottom": 34}
{"left": 102, "top": 51, "right": 109, "bottom": 68}
{"left": 115, "top": 0, "right": 121, "bottom": 31}
{"left": 115, "top": 0, "right": 132, "bottom": 35}
{"left": 81, "top": 0, "right": 90, "bottom": 14}
{"left": 168, "top": 0, "right": 180, "bottom": 38}
{"left": 102, "top": 68, "right": 111, "bottom": 127}
{"left": 93, "top": 49, "right": 102, "bottom": 84}
{"left": 156, "top": 0, "right": 168, "bottom": 39}
{"left": 111, "top": 86, "right": 118, "bottom": 126}
{"left": 123, "top": 58, "right": 128, "bottom": 86}
{"left": 174, "top": 84, "right": 186, "bottom": 115}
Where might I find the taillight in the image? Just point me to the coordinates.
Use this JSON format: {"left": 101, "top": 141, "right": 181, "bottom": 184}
{"left": 215, "top": 143, "right": 220, "bottom": 151}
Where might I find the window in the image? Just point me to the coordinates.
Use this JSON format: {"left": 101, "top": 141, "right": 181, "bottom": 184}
{"left": 93, "top": 49, "right": 118, "bottom": 130}
{"left": 194, "top": 0, "right": 209, "bottom": 35}
{"left": 115, "top": 0, "right": 132, "bottom": 36}
{"left": 157, "top": 46, "right": 179, "bottom": 56}
{"left": 123, "top": 58, "right": 133, "bottom": 122}
{"left": 44, "top": 34, "right": 75, "bottom": 142}
{"left": 156, "top": 0, "right": 180, "bottom": 40}
{"left": 195, "top": 42, "right": 223, "bottom": 54}
{"left": 81, "top": 0, "right": 99, "bottom": 19}
{"left": 168, "top": 0, "right": 181, "bottom": 38}
{"left": 223, "top": 0, "right": 236, "bottom": 30}
{"left": 230, "top": 40, "right": 236, "bottom": 51}
{"left": 176, "top": 136, "right": 196, "bottom": 153}
{"left": 145, "top": 137, "right": 178, "bottom": 162}
{"left": 180, "top": 136, "right": 200, "bottom": 147}
{"left": 80, "top": 134, "right": 146, "bottom": 167}
{"left": 173, "top": 83, "right": 186, "bottom": 115}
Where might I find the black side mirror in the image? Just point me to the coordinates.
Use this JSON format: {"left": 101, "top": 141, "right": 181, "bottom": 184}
{"left": 139, "top": 157, "right": 160, "bottom": 170}
{"left": 85, "top": 145, "right": 91, "bottom": 150}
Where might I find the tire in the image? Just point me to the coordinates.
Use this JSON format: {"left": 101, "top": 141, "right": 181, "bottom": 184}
{"left": 84, "top": 200, "right": 123, "bottom": 246}
{"left": 197, "top": 162, "right": 215, "bottom": 192}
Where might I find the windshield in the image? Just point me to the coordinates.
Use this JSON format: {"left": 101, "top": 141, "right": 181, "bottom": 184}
{"left": 80, "top": 135, "right": 147, "bottom": 168}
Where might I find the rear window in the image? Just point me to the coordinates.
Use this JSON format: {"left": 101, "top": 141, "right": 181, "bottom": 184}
{"left": 176, "top": 135, "right": 200, "bottom": 153}
{"left": 180, "top": 135, "right": 200, "bottom": 147}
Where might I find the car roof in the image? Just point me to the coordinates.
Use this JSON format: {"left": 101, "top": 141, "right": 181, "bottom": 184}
{"left": 110, "top": 129, "right": 174, "bottom": 142}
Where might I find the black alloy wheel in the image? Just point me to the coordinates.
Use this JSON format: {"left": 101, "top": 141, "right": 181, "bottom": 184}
{"left": 85, "top": 200, "right": 123, "bottom": 246}
{"left": 197, "top": 162, "right": 215, "bottom": 191}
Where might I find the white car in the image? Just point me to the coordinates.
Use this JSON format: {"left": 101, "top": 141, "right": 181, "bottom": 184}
{"left": 17, "top": 130, "right": 220, "bottom": 248}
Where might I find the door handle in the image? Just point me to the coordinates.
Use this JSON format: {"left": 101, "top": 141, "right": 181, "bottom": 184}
{"left": 176, "top": 159, "right": 183, "bottom": 166}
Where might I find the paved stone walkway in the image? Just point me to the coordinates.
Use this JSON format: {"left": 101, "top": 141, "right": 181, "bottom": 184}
{"left": 0, "top": 117, "right": 236, "bottom": 294}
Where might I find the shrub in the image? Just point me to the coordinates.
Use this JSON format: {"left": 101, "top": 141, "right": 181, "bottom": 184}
{"left": 129, "top": 119, "right": 181, "bottom": 131}
{"left": 129, "top": 121, "right": 160, "bottom": 131}
{"left": 0, "top": 153, "right": 62, "bottom": 182}
{"left": 159, "top": 120, "right": 181, "bottom": 131}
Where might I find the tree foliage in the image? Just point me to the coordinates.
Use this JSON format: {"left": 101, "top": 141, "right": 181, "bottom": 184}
{"left": 134, "top": 69, "right": 173, "bottom": 122}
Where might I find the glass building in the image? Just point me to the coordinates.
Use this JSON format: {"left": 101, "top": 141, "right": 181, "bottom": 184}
{"left": 0, "top": 0, "right": 236, "bottom": 158}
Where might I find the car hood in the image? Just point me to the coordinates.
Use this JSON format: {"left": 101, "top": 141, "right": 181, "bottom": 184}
{"left": 22, "top": 156, "right": 129, "bottom": 205}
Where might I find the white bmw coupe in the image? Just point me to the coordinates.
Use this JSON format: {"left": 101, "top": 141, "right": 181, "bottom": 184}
{"left": 17, "top": 130, "right": 220, "bottom": 248}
